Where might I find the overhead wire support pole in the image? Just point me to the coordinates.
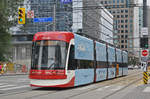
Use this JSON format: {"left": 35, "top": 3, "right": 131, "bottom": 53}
{"left": 53, "top": 0, "right": 56, "bottom": 31}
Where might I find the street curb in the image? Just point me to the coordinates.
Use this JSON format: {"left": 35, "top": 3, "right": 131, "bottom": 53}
{"left": 0, "top": 73, "right": 28, "bottom": 76}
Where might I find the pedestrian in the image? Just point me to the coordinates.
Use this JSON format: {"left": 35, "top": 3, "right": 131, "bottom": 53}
{"left": 0, "top": 63, "right": 2, "bottom": 74}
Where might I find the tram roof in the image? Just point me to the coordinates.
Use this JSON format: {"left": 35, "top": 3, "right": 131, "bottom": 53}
{"left": 33, "top": 31, "right": 74, "bottom": 43}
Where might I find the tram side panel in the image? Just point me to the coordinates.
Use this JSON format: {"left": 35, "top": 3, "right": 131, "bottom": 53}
{"left": 116, "top": 49, "right": 123, "bottom": 77}
{"left": 122, "top": 51, "right": 128, "bottom": 76}
{"left": 74, "top": 34, "right": 95, "bottom": 86}
{"left": 107, "top": 45, "right": 116, "bottom": 79}
{"left": 95, "top": 41, "right": 107, "bottom": 82}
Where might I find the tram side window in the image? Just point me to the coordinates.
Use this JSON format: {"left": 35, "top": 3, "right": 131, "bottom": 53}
{"left": 79, "top": 60, "right": 94, "bottom": 69}
{"left": 96, "top": 61, "right": 107, "bottom": 68}
{"left": 68, "top": 45, "right": 77, "bottom": 70}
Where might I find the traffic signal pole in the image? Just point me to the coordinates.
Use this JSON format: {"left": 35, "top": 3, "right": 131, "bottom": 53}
{"left": 142, "top": 0, "right": 148, "bottom": 84}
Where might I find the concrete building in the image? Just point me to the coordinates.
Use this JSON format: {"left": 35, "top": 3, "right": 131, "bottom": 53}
{"left": 73, "top": 0, "right": 114, "bottom": 44}
{"left": 99, "top": 0, "right": 140, "bottom": 58}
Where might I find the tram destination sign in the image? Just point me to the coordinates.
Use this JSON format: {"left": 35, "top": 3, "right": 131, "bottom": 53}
{"left": 33, "top": 17, "right": 53, "bottom": 22}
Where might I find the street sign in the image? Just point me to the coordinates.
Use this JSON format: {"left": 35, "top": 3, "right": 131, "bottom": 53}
{"left": 141, "top": 27, "right": 148, "bottom": 36}
{"left": 33, "top": 17, "right": 53, "bottom": 22}
{"left": 142, "top": 49, "right": 149, "bottom": 57}
{"left": 60, "top": 0, "right": 72, "bottom": 4}
{"left": 27, "top": 10, "right": 34, "bottom": 18}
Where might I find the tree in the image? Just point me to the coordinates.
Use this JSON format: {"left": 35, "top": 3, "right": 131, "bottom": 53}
{"left": 0, "top": 0, "right": 22, "bottom": 61}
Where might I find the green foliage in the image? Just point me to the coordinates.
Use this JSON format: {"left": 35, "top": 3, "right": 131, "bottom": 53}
{"left": 0, "top": 0, "right": 21, "bottom": 61}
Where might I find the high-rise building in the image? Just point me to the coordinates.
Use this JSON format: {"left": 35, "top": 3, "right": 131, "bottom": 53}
{"left": 99, "top": 0, "right": 140, "bottom": 57}
{"left": 148, "top": 6, "right": 150, "bottom": 49}
{"left": 73, "top": 0, "right": 114, "bottom": 44}
{"left": 25, "top": 0, "right": 72, "bottom": 34}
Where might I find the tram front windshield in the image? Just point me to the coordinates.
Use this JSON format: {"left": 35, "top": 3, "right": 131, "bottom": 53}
{"left": 31, "top": 40, "right": 69, "bottom": 70}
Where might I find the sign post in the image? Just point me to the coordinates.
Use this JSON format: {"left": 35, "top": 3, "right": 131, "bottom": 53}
{"left": 141, "top": 49, "right": 149, "bottom": 84}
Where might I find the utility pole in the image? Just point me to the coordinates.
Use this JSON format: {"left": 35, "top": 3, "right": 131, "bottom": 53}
{"left": 142, "top": 0, "right": 148, "bottom": 84}
{"left": 143, "top": 0, "right": 147, "bottom": 27}
{"left": 53, "top": 0, "right": 56, "bottom": 31}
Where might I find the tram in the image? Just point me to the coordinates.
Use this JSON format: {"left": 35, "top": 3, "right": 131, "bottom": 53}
{"left": 29, "top": 31, "right": 128, "bottom": 87}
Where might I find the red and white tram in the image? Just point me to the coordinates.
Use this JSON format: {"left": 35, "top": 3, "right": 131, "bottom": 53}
{"left": 29, "top": 31, "right": 128, "bottom": 87}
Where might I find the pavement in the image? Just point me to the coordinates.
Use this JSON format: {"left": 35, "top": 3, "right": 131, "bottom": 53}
{"left": 0, "top": 72, "right": 28, "bottom": 76}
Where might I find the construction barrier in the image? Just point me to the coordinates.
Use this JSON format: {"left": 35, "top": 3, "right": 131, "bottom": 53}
{"left": 143, "top": 72, "right": 148, "bottom": 84}
{"left": 0, "top": 62, "right": 28, "bottom": 75}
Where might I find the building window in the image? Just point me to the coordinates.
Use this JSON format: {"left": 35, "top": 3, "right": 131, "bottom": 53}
{"left": 121, "top": 45, "right": 124, "bottom": 48}
{"left": 125, "top": 30, "right": 128, "bottom": 33}
{"left": 113, "top": 0, "right": 115, "bottom": 3}
{"left": 130, "top": 24, "right": 133, "bottom": 28}
{"left": 125, "top": 15, "right": 128, "bottom": 18}
{"left": 125, "top": 35, "right": 128, "bottom": 38}
{"left": 117, "top": 15, "right": 120, "bottom": 18}
{"left": 121, "top": 30, "right": 124, "bottom": 33}
{"left": 125, "top": 10, "right": 128, "bottom": 13}
{"left": 121, "top": 40, "right": 124, "bottom": 43}
{"left": 121, "top": 0, "right": 124, "bottom": 3}
{"left": 121, "top": 15, "right": 124, "bottom": 18}
{"left": 117, "top": 0, "right": 119, "bottom": 3}
{"left": 121, "top": 20, "right": 124, "bottom": 23}
{"left": 125, "top": 20, "right": 128, "bottom": 23}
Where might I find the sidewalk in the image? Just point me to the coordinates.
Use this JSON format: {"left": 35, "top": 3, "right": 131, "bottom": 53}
{"left": 0, "top": 72, "right": 28, "bottom": 76}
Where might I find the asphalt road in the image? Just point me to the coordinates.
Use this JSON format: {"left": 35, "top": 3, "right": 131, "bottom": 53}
{"left": 0, "top": 69, "right": 149, "bottom": 99}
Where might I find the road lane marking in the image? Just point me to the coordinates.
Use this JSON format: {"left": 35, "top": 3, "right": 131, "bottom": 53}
{"left": 143, "top": 87, "right": 150, "bottom": 92}
{"left": 110, "top": 86, "right": 124, "bottom": 91}
{"left": 0, "top": 85, "right": 29, "bottom": 91}
{"left": 0, "top": 85, "right": 15, "bottom": 88}
{"left": 76, "top": 85, "right": 96, "bottom": 90}
{"left": 96, "top": 86, "right": 111, "bottom": 91}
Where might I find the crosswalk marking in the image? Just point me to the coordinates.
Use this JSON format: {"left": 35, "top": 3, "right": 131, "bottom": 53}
{"left": 0, "top": 83, "right": 7, "bottom": 86}
{"left": 143, "top": 87, "right": 150, "bottom": 92}
{"left": 0, "top": 85, "right": 29, "bottom": 91}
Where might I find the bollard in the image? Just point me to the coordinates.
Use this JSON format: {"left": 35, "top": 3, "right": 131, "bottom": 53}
{"left": 143, "top": 72, "right": 148, "bottom": 84}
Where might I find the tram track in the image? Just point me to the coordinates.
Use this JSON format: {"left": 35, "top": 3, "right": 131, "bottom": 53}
{"left": 0, "top": 70, "right": 142, "bottom": 99}
{"left": 65, "top": 71, "right": 142, "bottom": 99}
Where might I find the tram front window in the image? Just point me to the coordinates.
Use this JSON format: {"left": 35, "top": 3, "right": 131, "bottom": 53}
{"left": 31, "top": 40, "right": 69, "bottom": 70}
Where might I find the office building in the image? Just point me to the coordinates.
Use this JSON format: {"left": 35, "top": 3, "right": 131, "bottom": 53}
{"left": 99, "top": 0, "right": 140, "bottom": 58}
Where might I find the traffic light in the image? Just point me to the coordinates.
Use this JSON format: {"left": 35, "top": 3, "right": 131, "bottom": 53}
{"left": 140, "top": 37, "right": 148, "bottom": 49}
{"left": 18, "top": 8, "right": 25, "bottom": 24}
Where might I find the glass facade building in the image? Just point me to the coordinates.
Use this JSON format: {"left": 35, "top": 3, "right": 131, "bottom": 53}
{"left": 25, "top": 0, "right": 72, "bottom": 34}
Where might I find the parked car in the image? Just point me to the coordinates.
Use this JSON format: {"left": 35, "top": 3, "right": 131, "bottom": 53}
{"left": 128, "top": 65, "right": 134, "bottom": 70}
